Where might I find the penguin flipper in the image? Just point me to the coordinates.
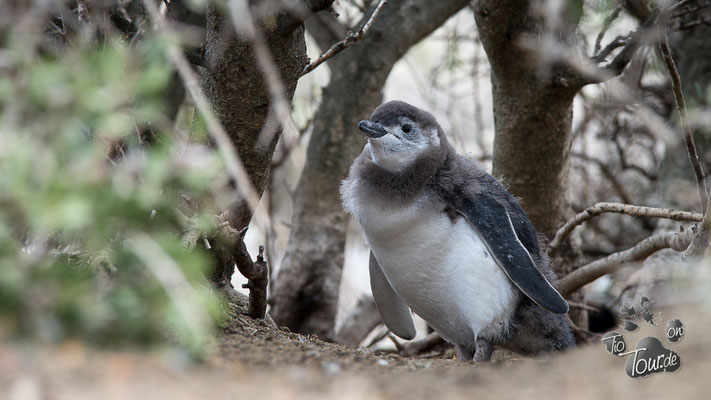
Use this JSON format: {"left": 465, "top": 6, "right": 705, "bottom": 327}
{"left": 456, "top": 196, "right": 569, "bottom": 314}
{"left": 369, "top": 251, "right": 417, "bottom": 340}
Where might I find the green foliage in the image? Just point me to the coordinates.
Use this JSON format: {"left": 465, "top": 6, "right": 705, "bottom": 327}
{"left": 0, "top": 29, "right": 225, "bottom": 357}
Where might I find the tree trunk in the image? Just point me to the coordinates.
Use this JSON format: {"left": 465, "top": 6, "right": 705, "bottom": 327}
{"left": 473, "top": 0, "right": 580, "bottom": 241}
{"left": 200, "top": 0, "right": 333, "bottom": 288}
{"left": 270, "top": 0, "right": 469, "bottom": 339}
{"left": 473, "top": 0, "right": 587, "bottom": 329}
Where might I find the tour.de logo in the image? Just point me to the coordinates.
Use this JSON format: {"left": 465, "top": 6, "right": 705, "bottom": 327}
{"left": 601, "top": 296, "right": 685, "bottom": 378}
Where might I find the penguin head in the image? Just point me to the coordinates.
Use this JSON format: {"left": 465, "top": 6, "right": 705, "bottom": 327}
{"left": 358, "top": 101, "right": 444, "bottom": 172}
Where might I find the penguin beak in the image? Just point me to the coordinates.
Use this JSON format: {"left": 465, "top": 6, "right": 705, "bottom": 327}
{"left": 358, "top": 120, "right": 388, "bottom": 138}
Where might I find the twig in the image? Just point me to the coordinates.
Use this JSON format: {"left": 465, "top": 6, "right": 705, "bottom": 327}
{"left": 593, "top": 5, "right": 622, "bottom": 56}
{"left": 658, "top": 22, "right": 708, "bottom": 213}
{"left": 670, "top": 0, "right": 699, "bottom": 12}
{"left": 549, "top": 202, "right": 702, "bottom": 255}
{"left": 557, "top": 230, "right": 691, "bottom": 296}
{"left": 673, "top": 16, "right": 711, "bottom": 30}
{"left": 270, "top": 116, "right": 313, "bottom": 168}
{"left": 567, "top": 300, "right": 600, "bottom": 313}
{"left": 571, "top": 9, "right": 659, "bottom": 87}
{"left": 398, "top": 332, "right": 445, "bottom": 358}
{"left": 238, "top": 244, "right": 269, "bottom": 319}
{"left": 363, "top": 325, "right": 390, "bottom": 348}
{"left": 301, "top": 0, "right": 387, "bottom": 76}
{"left": 215, "top": 214, "right": 269, "bottom": 319}
{"left": 592, "top": 35, "right": 629, "bottom": 64}
{"left": 602, "top": 9, "right": 659, "bottom": 78}
{"left": 572, "top": 153, "right": 634, "bottom": 204}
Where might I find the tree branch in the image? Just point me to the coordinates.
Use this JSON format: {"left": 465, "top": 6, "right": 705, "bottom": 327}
{"left": 549, "top": 202, "right": 702, "bottom": 255}
{"left": 396, "top": 332, "right": 445, "bottom": 358}
{"left": 593, "top": 5, "right": 622, "bottom": 56}
{"left": 591, "top": 35, "right": 629, "bottom": 64}
{"left": 601, "top": 9, "right": 658, "bottom": 77}
{"left": 333, "top": 296, "right": 380, "bottom": 348}
{"left": 215, "top": 213, "right": 269, "bottom": 319}
{"left": 301, "top": 0, "right": 388, "bottom": 76}
{"left": 567, "top": 9, "right": 659, "bottom": 87}
{"left": 558, "top": 230, "right": 691, "bottom": 296}
{"left": 572, "top": 153, "right": 634, "bottom": 204}
{"left": 658, "top": 22, "right": 707, "bottom": 213}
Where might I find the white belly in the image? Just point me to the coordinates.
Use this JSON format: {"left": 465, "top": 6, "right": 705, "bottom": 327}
{"left": 355, "top": 195, "right": 518, "bottom": 345}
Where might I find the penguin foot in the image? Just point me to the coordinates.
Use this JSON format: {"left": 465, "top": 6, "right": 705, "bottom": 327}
{"left": 455, "top": 345, "right": 474, "bottom": 362}
{"left": 473, "top": 338, "right": 494, "bottom": 362}
{"left": 456, "top": 339, "right": 494, "bottom": 363}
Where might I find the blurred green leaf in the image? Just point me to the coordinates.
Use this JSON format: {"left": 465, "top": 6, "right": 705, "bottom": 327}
{"left": 0, "top": 23, "right": 225, "bottom": 359}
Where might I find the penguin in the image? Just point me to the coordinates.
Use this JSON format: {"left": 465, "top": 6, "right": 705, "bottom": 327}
{"left": 341, "top": 100, "right": 575, "bottom": 362}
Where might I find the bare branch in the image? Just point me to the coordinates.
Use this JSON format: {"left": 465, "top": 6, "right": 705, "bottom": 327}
{"left": 671, "top": 0, "right": 702, "bottom": 13}
{"left": 567, "top": 301, "right": 600, "bottom": 312}
{"left": 673, "top": 15, "right": 711, "bottom": 30}
{"left": 397, "top": 332, "right": 445, "bottom": 358}
{"left": 549, "top": 202, "right": 702, "bottom": 255}
{"left": 567, "top": 9, "right": 659, "bottom": 87}
{"left": 599, "top": 9, "right": 659, "bottom": 79}
{"left": 301, "top": 0, "right": 387, "bottom": 76}
{"left": 591, "top": 35, "right": 629, "bottom": 64}
{"left": 215, "top": 212, "right": 269, "bottom": 319}
{"left": 593, "top": 5, "right": 622, "bottom": 56}
{"left": 333, "top": 296, "right": 380, "bottom": 348}
{"left": 658, "top": 23, "right": 707, "bottom": 213}
{"left": 682, "top": 215, "right": 711, "bottom": 259}
{"left": 558, "top": 230, "right": 691, "bottom": 296}
{"left": 363, "top": 325, "right": 390, "bottom": 348}
{"left": 572, "top": 153, "right": 634, "bottom": 204}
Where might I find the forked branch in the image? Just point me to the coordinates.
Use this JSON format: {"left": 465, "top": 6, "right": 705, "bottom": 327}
{"left": 214, "top": 212, "right": 269, "bottom": 319}
{"left": 549, "top": 202, "right": 702, "bottom": 255}
{"left": 558, "top": 230, "right": 691, "bottom": 296}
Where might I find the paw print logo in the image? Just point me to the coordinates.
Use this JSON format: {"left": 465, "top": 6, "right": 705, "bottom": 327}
{"left": 601, "top": 296, "right": 684, "bottom": 378}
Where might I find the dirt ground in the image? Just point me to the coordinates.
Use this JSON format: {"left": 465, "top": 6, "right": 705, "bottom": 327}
{"left": 1, "top": 297, "right": 709, "bottom": 400}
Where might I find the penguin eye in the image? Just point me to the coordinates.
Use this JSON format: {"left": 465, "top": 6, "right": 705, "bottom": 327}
{"left": 402, "top": 124, "right": 412, "bottom": 133}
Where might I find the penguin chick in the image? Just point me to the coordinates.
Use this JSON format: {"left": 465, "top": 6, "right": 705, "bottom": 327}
{"left": 341, "top": 100, "right": 575, "bottom": 362}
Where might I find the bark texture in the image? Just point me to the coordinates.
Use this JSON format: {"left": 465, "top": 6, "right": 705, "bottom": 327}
{"left": 270, "top": 0, "right": 469, "bottom": 338}
{"left": 474, "top": 0, "right": 580, "bottom": 241}
{"left": 202, "top": 4, "right": 305, "bottom": 230}
{"left": 473, "top": 0, "right": 588, "bottom": 330}
{"left": 200, "top": 0, "right": 333, "bottom": 288}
